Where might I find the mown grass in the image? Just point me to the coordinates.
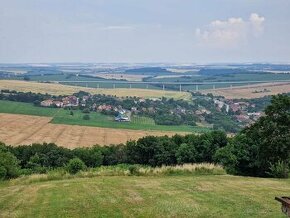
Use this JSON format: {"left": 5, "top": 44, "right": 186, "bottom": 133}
{"left": 52, "top": 109, "right": 209, "bottom": 132}
{"left": 0, "top": 100, "right": 210, "bottom": 133}
{"left": 0, "top": 172, "right": 289, "bottom": 217}
{"left": 0, "top": 100, "right": 59, "bottom": 117}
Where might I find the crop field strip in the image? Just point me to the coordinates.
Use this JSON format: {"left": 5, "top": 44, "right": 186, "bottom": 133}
{"left": 0, "top": 80, "right": 191, "bottom": 100}
{"left": 0, "top": 100, "right": 208, "bottom": 133}
{"left": 0, "top": 113, "right": 184, "bottom": 148}
{"left": 202, "top": 82, "right": 290, "bottom": 99}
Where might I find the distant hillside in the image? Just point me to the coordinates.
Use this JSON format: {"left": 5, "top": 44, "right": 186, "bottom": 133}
{"left": 198, "top": 68, "right": 249, "bottom": 76}
{"left": 125, "top": 67, "right": 173, "bottom": 75}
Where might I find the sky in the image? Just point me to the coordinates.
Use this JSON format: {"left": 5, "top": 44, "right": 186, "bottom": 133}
{"left": 0, "top": 0, "right": 290, "bottom": 63}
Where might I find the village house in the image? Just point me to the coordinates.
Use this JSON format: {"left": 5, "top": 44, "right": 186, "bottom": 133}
{"left": 230, "top": 103, "right": 240, "bottom": 113}
{"left": 131, "top": 107, "right": 138, "bottom": 113}
{"left": 97, "top": 104, "right": 112, "bottom": 111}
{"left": 235, "top": 114, "right": 250, "bottom": 123}
{"left": 40, "top": 99, "right": 54, "bottom": 107}
{"left": 62, "top": 96, "right": 79, "bottom": 107}
{"left": 53, "top": 101, "right": 63, "bottom": 108}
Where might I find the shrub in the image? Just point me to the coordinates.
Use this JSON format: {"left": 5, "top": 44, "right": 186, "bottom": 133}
{"left": 67, "top": 158, "right": 86, "bottom": 174}
{"left": 0, "top": 166, "right": 7, "bottom": 180}
{"left": 82, "top": 108, "right": 90, "bottom": 113}
{"left": 83, "top": 114, "right": 90, "bottom": 120}
{"left": 128, "top": 165, "right": 140, "bottom": 175}
{"left": 0, "top": 150, "right": 20, "bottom": 180}
{"left": 267, "top": 160, "right": 289, "bottom": 178}
{"left": 73, "top": 146, "right": 104, "bottom": 167}
{"left": 175, "top": 143, "right": 197, "bottom": 164}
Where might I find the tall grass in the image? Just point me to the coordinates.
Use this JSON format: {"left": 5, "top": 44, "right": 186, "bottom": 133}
{"left": 10, "top": 163, "right": 226, "bottom": 185}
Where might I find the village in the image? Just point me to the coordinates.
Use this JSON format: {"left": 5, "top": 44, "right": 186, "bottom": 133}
{"left": 212, "top": 98, "right": 263, "bottom": 124}
{"left": 39, "top": 92, "right": 264, "bottom": 129}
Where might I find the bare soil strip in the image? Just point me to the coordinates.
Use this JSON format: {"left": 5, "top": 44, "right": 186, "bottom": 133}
{"left": 0, "top": 113, "right": 182, "bottom": 148}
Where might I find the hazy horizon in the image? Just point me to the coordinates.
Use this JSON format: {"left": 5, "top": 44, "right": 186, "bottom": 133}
{"left": 1, "top": 0, "right": 290, "bottom": 63}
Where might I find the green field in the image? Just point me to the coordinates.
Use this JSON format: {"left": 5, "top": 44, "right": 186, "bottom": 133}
{"left": 12, "top": 74, "right": 162, "bottom": 90}
{"left": 0, "top": 174, "right": 288, "bottom": 217}
{"left": 148, "top": 72, "right": 290, "bottom": 91}
{"left": 0, "top": 100, "right": 209, "bottom": 132}
{"left": 0, "top": 100, "right": 59, "bottom": 117}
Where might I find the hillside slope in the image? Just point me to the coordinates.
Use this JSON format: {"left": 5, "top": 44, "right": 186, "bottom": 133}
{"left": 0, "top": 175, "right": 288, "bottom": 217}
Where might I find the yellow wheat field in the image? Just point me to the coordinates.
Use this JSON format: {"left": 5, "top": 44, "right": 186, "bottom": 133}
{"left": 0, "top": 80, "right": 190, "bottom": 100}
{"left": 0, "top": 113, "right": 182, "bottom": 148}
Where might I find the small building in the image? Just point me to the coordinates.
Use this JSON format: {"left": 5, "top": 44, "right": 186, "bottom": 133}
{"left": 115, "top": 113, "right": 130, "bottom": 122}
{"left": 62, "top": 96, "right": 79, "bottom": 107}
{"left": 40, "top": 99, "right": 54, "bottom": 107}
{"left": 53, "top": 101, "right": 63, "bottom": 108}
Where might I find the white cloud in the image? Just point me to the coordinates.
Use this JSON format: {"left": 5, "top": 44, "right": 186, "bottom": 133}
{"left": 249, "top": 13, "right": 265, "bottom": 37}
{"left": 196, "top": 13, "right": 265, "bottom": 48}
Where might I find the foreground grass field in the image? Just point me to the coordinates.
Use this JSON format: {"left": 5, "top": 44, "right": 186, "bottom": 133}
{"left": 0, "top": 100, "right": 208, "bottom": 133}
{"left": 0, "top": 80, "right": 191, "bottom": 100}
{"left": 0, "top": 175, "right": 288, "bottom": 217}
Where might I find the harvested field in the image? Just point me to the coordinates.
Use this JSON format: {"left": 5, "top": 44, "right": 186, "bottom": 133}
{"left": 0, "top": 113, "right": 181, "bottom": 148}
{"left": 202, "top": 82, "right": 290, "bottom": 99}
{"left": 0, "top": 80, "right": 190, "bottom": 100}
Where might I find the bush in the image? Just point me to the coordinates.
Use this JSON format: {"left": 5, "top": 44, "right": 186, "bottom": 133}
{"left": 73, "top": 146, "right": 104, "bottom": 167}
{"left": 267, "top": 160, "right": 289, "bottom": 178}
{"left": 83, "top": 114, "right": 90, "bottom": 120}
{"left": 175, "top": 143, "right": 197, "bottom": 164}
{"left": 82, "top": 108, "right": 90, "bottom": 113}
{"left": 0, "top": 166, "right": 7, "bottom": 180}
{"left": 128, "top": 165, "right": 140, "bottom": 175}
{"left": 0, "top": 150, "right": 20, "bottom": 180}
{"left": 67, "top": 158, "right": 86, "bottom": 174}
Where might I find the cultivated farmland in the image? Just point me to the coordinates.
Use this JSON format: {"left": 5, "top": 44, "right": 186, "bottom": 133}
{"left": 0, "top": 113, "right": 183, "bottom": 148}
{"left": 202, "top": 82, "right": 290, "bottom": 99}
{"left": 0, "top": 100, "right": 207, "bottom": 132}
{"left": 0, "top": 80, "right": 191, "bottom": 100}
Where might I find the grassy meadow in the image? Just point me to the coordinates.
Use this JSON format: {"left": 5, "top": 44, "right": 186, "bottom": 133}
{"left": 0, "top": 100, "right": 208, "bottom": 133}
{"left": 0, "top": 173, "right": 288, "bottom": 217}
{"left": 0, "top": 100, "right": 59, "bottom": 117}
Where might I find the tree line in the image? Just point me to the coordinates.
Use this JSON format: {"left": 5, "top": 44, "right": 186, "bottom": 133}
{"left": 0, "top": 94, "right": 289, "bottom": 180}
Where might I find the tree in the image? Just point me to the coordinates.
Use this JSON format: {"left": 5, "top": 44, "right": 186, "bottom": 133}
{"left": 0, "top": 150, "right": 20, "bottom": 180}
{"left": 243, "top": 94, "right": 290, "bottom": 176}
{"left": 67, "top": 158, "right": 86, "bottom": 174}
{"left": 23, "top": 76, "right": 30, "bottom": 81}
{"left": 175, "top": 143, "right": 197, "bottom": 164}
{"left": 216, "top": 94, "right": 290, "bottom": 177}
{"left": 73, "top": 146, "right": 103, "bottom": 167}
